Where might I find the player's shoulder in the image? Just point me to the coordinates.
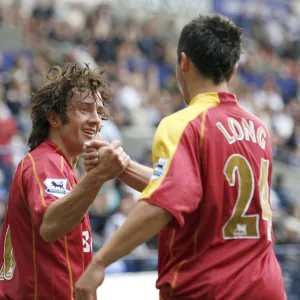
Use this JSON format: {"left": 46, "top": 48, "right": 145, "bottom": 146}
{"left": 158, "top": 103, "right": 209, "bottom": 133}
{"left": 238, "top": 105, "right": 269, "bottom": 131}
{"left": 22, "top": 143, "right": 61, "bottom": 172}
{"left": 208, "top": 100, "right": 269, "bottom": 131}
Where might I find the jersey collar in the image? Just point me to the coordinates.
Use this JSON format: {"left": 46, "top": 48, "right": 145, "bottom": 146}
{"left": 189, "top": 92, "right": 237, "bottom": 106}
{"left": 42, "top": 140, "right": 74, "bottom": 170}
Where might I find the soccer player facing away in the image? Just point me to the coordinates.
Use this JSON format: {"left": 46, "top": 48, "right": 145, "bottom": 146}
{"left": 76, "top": 15, "right": 286, "bottom": 300}
{"left": 0, "top": 64, "right": 132, "bottom": 300}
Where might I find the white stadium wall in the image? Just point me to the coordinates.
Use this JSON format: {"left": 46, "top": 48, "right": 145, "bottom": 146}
{"left": 97, "top": 272, "right": 159, "bottom": 300}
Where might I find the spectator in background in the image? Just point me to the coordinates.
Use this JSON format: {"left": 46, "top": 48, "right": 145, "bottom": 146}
{"left": 32, "top": 0, "right": 55, "bottom": 23}
{"left": 253, "top": 78, "right": 284, "bottom": 112}
{"left": 0, "top": 170, "right": 8, "bottom": 230}
{"left": 104, "top": 191, "right": 157, "bottom": 273}
{"left": 273, "top": 173, "right": 294, "bottom": 214}
{"left": 89, "top": 179, "right": 121, "bottom": 249}
{"left": 0, "top": 84, "right": 16, "bottom": 189}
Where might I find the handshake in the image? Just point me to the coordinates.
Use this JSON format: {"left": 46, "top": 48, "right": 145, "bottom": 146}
{"left": 83, "top": 136, "right": 130, "bottom": 180}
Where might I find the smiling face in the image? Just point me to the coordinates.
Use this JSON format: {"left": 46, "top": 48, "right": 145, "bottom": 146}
{"left": 57, "top": 90, "right": 104, "bottom": 158}
{"left": 29, "top": 63, "right": 111, "bottom": 158}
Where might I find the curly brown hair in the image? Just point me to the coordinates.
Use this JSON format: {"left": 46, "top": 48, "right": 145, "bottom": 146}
{"left": 28, "top": 63, "right": 111, "bottom": 151}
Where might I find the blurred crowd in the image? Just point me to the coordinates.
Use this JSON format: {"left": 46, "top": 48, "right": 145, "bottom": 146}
{"left": 0, "top": 0, "right": 300, "bottom": 273}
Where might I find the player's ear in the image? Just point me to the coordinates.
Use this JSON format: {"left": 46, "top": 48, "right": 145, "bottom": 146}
{"left": 180, "top": 52, "right": 190, "bottom": 73}
{"left": 47, "top": 112, "right": 60, "bottom": 128}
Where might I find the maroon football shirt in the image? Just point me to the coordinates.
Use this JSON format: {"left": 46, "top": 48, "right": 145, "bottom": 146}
{"left": 0, "top": 141, "right": 93, "bottom": 300}
{"left": 140, "top": 92, "right": 286, "bottom": 300}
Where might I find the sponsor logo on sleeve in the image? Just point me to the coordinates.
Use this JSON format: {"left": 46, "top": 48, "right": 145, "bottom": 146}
{"left": 151, "top": 158, "right": 169, "bottom": 180}
{"left": 43, "top": 178, "right": 70, "bottom": 198}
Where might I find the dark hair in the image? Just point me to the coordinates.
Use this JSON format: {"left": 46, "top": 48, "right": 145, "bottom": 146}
{"left": 28, "top": 63, "right": 110, "bottom": 151}
{"left": 177, "top": 14, "right": 243, "bottom": 84}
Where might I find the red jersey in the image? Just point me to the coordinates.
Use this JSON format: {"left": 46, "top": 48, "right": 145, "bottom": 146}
{"left": 0, "top": 141, "right": 93, "bottom": 300}
{"left": 139, "top": 92, "right": 286, "bottom": 300}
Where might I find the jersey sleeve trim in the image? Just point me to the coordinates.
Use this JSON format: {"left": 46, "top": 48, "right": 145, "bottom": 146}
{"left": 139, "top": 99, "right": 218, "bottom": 204}
{"left": 30, "top": 217, "right": 38, "bottom": 300}
{"left": 193, "top": 109, "right": 207, "bottom": 254}
{"left": 200, "top": 110, "right": 207, "bottom": 149}
{"left": 139, "top": 107, "right": 211, "bottom": 229}
{"left": 60, "top": 156, "right": 64, "bottom": 173}
{"left": 28, "top": 153, "right": 47, "bottom": 208}
{"left": 63, "top": 236, "right": 74, "bottom": 300}
{"left": 19, "top": 155, "right": 30, "bottom": 212}
{"left": 138, "top": 118, "right": 179, "bottom": 201}
{"left": 169, "top": 109, "right": 208, "bottom": 297}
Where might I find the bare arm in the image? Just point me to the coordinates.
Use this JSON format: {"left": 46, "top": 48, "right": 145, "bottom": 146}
{"left": 74, "top": 201, "right": 172, "bottom": 299}
{"left": 92, "top": 200, "right": 172, "bottom": 268}
{"left": 117, "top": 160, "right": 153, "bottom": 192}
{"left": 40, "top": 141, "right": 130, "bottom": 242}
{"left": 40, "top": 169, "right": 106, "bottom": 242}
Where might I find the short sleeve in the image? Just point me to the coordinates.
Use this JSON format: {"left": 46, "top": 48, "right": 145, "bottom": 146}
{"left": 22, "top": 154, "right": 71, "bottom": 231}
{"left": 139, "top": 116, "right": 203, "bottom": 227}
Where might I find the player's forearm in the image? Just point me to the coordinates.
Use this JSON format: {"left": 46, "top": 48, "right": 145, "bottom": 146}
{"left": 40, "top": 170, "right": 105, "bottom": 242}
{"left": 118, "top": 161, "right": 153, "bottom": 192}
{"left": 92, "top": 201, "right": 172, "bottom": 268}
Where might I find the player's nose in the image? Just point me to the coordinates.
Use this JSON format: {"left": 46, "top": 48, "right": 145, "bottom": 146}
{"left": 88, "top": 110, "right": 101, "bottom": 127}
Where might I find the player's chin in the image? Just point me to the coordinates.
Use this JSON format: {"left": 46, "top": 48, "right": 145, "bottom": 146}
{"left": 77, "top": 138, "right": 87, "bottom": 150}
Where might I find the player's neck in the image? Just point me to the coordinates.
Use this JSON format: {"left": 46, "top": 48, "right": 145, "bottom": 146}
{"left": 185, "top": 78, "right": 229, "bottom": 105}
{"left": 47, "top": 133, "right": 79, "bottom": 167}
